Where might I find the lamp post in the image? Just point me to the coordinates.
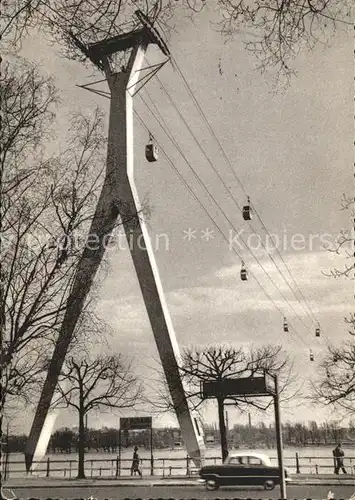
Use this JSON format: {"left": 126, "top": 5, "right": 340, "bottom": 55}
{"left": 274, "top": 375, "right": 286, "bottom": 499}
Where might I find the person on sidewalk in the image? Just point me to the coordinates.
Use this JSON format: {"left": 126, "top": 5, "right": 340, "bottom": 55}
{"left": 333, "top": 443, "right": 347, "bottom": 474}
{"left": 131, "top": 446, "right": 142, "bottom": 477}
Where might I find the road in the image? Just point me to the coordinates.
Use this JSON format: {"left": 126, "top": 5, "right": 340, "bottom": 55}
{"left": 11, "top": 484, "right": 355, "bottom": 499}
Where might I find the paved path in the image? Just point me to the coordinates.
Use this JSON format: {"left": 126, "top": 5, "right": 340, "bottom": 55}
{"left": 5, "top": 474, "right": 355, "bottom": 487}
{"left": 5, "top": 484, "right": 355, "bottom": 499}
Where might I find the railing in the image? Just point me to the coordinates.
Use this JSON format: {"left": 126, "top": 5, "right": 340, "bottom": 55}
{"left": 289, "top": 453, "right": 355, "bottom": 475}
{"left": 3, "top": 453, "right": 355, "bottom": 479}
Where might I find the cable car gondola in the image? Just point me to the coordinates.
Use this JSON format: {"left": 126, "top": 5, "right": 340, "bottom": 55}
{"left": 315, "top": 323, "right": 320, "bottom": 337}
{"left": 242, "top": 196, "right": 253, "bottom": 221}
{"left": 310, "top": 350, "right": 314, "bottom": 362}
{"left": 240, "top": 261, "right": 248, "bottom": 281}
{"left": 145, "top": 133, "right": 158, "bottom": 162}
{"left": 283, "top": 317, "right": 289, "bottom": 333}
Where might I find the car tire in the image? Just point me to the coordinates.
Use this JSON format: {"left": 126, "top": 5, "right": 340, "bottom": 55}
{"left": 206, "top": 479, "right": 219, "bottom": 491}
{"left": 264, "top": 479, "right": 275, "bottom": 490}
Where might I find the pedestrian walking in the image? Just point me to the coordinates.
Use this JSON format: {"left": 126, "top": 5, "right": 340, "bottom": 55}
{"left": 131, "top": 446, "right": 142, "bottom": 477}
{"left": 333, "top": 443, "right": 347, "bottom": 474}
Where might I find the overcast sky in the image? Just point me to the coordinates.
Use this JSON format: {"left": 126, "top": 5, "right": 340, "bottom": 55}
{"left": 18, "top": 5, "right": 353, "bottom": 433}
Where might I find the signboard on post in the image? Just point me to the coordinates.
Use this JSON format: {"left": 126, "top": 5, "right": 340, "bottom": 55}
{"left": 201, "top": 374, "right": 276, "bottom": 399}
{"left": 200, "top": 373, "right": 285, "bottom": 498}
{"left": 120, "top": 417, "right": 152, "bottom": 430}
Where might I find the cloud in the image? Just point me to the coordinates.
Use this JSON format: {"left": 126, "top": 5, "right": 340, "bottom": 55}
{"left": 98, "top": 249, "right": 350, "bottom": 350}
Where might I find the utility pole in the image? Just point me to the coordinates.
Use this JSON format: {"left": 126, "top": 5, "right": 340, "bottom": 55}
{"left": 218, "top": 398, "right": 228, "bottom": 462}
{"left": 274, "top": 376, "right": 286, "bottom": 499}
{"left": 25, "top": 12, "right": 205, "bottom": 472}
{"left": 0, "top": 258, "right": 10, "bottom": 500}
{"left": 150, "top": 426, "right": 154, "bottom": 476}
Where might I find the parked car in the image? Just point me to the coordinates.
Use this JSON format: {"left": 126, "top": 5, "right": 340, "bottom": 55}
{"left": 198, "top": 452, "right": 291, "bottom": 491}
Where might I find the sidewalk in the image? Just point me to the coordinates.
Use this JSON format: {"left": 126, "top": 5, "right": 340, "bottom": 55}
{"left": 4, "top": 474, "right": 355, "bottom": 489}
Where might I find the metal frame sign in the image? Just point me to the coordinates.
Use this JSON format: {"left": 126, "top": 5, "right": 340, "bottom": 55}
{"left": 201, "top": 374, "right": 276, "bottom": 399}
{"left": 120, "top": 417, "right": 152, "bottom": 430}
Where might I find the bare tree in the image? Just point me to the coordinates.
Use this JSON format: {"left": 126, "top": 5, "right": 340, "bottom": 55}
{"left": 1, "top": 0, "right": 353, "bottom": 80}
{"left": 214, "top": 0, "right": 353, "bottom": 81}
{"left": 149, "top": 344, "right": 294, "bottom": 461}
{"left": 323, "top": 193, "right": 354, "bottom": 339}
{"left": 312, "top": 195, "right": 355, "bottom": 417}
{"left": 55, "top": 353, "right": 142, "bottom": 478}
{"left": 1, "top": 59, "right": 57, "bottom": 492}
{"left": 0, "top": 58, "right": 108, "bottom": 406}
{"left": 0, "top": 59, "right": 119, "bottom": 490}
{"left": 312, "top": 343, "right": 355, "bottom": 416}
{"left": 324, "top": 194, "right": 354, "bottom": 282}
{"left": 325, "top": 194, "right": 354, "bottom": 336}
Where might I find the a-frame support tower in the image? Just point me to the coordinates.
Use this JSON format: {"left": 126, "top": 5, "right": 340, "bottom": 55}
{"left": 25, "top": 10, "right": 205, "bottom": 472}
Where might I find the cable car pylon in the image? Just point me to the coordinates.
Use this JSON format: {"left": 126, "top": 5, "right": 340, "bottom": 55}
{"left": 25, "top": 11, "right": 205, "bottom": 474}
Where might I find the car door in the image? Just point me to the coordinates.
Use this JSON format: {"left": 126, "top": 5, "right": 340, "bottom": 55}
{"left": 227, "top": 456, "right": 264, "bottom": 486}
{"left": 245, "top": 456, "right": 266, "bottom": 486}
{"left": 221, "top": 456, "right": 247, "bottom": 486}
{"left": 248, "top": 456, "right": 280, "bottom": 486}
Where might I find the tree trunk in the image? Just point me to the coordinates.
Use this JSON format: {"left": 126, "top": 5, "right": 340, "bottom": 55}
{"left": 1, "top": 274, "right": 7, "bottom": 499}
{"left": 0, "top": 408, "right": 4, "bottom": 499}
{"left": 77, "top": 409, "right": 86, "bottom": 479}
{"left": 217, "top": 398, "right": 228, "bottom": 462}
